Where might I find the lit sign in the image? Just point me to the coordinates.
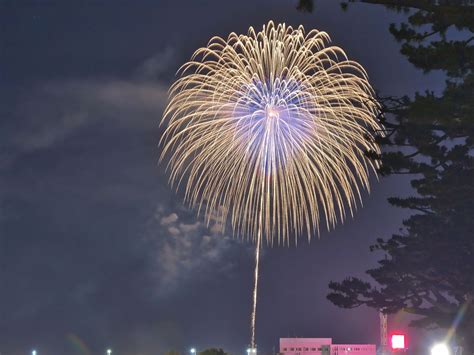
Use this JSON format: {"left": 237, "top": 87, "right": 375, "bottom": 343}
{"left": 391, "top": 334, "right": 406, "bottom": 350}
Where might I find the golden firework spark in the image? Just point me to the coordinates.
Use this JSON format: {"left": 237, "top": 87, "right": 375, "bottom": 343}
{"left": 161, "top": 21, "right": 382, "bottom": 245}
{"left": 160, "top": 21, "right": 383, "bottom": 347}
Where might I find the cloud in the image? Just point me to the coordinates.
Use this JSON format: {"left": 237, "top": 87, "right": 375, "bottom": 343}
{"left": 0, "top": 49, "right": 174, "bottom": 171}
{"left": 144, "top": 204, "right": 246, "bottom": 296}
{"left": 134, "top": 47, "right": 177, "bottom": 81}
{"left": 10, "top": 80, "right": 166, "bottom": 152}
{"left": 160, "top": 212, "right": 179, "bottom": 226}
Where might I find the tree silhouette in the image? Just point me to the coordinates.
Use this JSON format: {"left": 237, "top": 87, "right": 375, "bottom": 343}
{"left": 310, "top": 0, "right": 474, "bottom": 352}
{"left": 198, "top": 348, "right": 229, "bottom": 355}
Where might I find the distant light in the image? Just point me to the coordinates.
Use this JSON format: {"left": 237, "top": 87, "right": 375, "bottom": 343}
{"left": 431, "top": 344, "right": 450, "bottom": 355}
{"left": 107, "top": 349, "right": 112, "bottom": 355}
{"left": 391, "top": 334, "right": 406, "bottom": 350}
{"left": 247, "top": 349, "right": 251, "bottom": 354}
{"left": 32, "top": 350, "right": 37, "bottom": 355}
{"left": 191, "top": 349, "right": 196, "bottom": 354}
{"left": 247, "top": 348, "right": 257, "bottom": 354}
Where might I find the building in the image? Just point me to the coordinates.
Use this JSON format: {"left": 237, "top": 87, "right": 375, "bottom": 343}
{"left": 280, "top": 338, "right": 376, "bottom": 355}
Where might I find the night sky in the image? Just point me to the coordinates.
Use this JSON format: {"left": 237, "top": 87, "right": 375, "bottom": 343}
{"left": 0, "top": 1, "right": 448, "bottom": 354}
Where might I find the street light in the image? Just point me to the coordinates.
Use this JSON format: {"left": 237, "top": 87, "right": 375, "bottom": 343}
{"left": 32, "top": 350, "right": 37, "bottom": 355}
{"left": 431, "top": 344, "right": 450, "bottom": 355}
{"left": 107, "top": 349, "right": 112, "bottom": 355}
{"left": 191, "top": 348, "right": 197, "bottom": 355}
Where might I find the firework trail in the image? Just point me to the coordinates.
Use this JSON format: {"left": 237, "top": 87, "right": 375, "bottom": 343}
{"left": 160, "top": 21, "right": 382, "bottom": 348}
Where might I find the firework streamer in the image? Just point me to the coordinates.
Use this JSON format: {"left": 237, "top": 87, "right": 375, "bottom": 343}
{"left": 160, "top": 21, "right": 382, "bottom": 348}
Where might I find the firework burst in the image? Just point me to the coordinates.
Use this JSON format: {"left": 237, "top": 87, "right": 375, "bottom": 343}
{"left": 160, "top": 21, "right": 382, "bottom": 347}
{"left": 161, "top": 21, "right": 382, "bottom": 245}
